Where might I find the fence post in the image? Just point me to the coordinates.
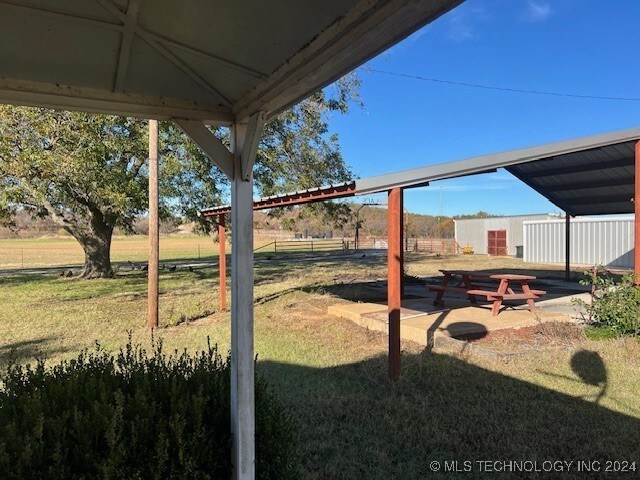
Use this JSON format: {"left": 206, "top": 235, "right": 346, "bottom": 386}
{"left": 311, "top": 241, "right": 314, "bottom": 253}
{"left": 274, "top": 240, "right": 277, "bottom": 253}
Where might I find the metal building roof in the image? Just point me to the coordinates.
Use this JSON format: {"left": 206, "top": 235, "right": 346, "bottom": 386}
{"left": 356, "top": 127, "right": 640, "bottom": 216}
{"left": 0, "top": 0, "right": 461, "bottom": 122}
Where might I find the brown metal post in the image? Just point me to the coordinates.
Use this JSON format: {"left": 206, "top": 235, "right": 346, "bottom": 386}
{"left": 565, "top": 213, "right": 571, "bottom": 282}
{"left": 388, "top": 188, "right": 403, "bottom": 380}
{"left": 147, "top": 119, "right": 159, "bottom": 329}
{"left": 635, "top": 141, "right": 640, "bottom": 285}
{"left": 218, "top": 213, "right": 227, "bottom": 311}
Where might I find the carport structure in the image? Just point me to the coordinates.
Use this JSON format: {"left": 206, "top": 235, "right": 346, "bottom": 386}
{"left": 0, "top": 0, "right": 464, "bottom": 477}
{"left": 202, "top": 126, "right": 640, "bottom": 382}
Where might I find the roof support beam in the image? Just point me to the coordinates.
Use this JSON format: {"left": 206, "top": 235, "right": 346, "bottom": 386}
{"left": 516, "top": 157, "right": 634, "bottom": 178}
{"left": 541, "top": 177, "right": 635, "bottom": 192}
{"left": 239, "top": 112, "right": 266, "bottom": 181}
{"left": 95, "top": 0, "right": 232, "bottom": 106}
{"left": 0, "top": 77, "right": 233, "bottom": 122}
{"left": 113, "top": 0, "right": 142, "bottom": 92}
{"left": 175, "top": 119, "right": 234, "bottom": 179}
{"left": 0, "top": 1, "right": 265, "bottom": 81}
{"left": 0, "top": 1, "right": 121, "bottom": 29}
{"left": 507, "top": 169, "right": 573, "bottom": 215}
{"left": 555, "top": 194, "right": 633, "bottom": 206}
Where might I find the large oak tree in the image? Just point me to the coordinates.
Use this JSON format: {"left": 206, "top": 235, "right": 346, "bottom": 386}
{"left": 0, "top": 76, "right": 359, "bottom": 278}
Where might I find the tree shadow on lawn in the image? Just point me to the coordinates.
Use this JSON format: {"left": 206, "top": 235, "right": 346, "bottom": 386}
{"left": 0, "top": 337, "right": 71, "bottom": 370}
{"left": 258, "top": 350, "right": 640, "bottom": 479}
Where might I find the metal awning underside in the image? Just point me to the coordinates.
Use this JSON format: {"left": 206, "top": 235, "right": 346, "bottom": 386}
{"left": 356, "top": 127, "right": 640, "bottom": 216}
{"left": 0, "top": 0, "right": 462, "bottom": 122}
{"left": 506, "top": 141, "right": 636, "bottom": 216}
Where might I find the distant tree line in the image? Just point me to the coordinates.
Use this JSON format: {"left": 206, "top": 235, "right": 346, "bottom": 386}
{"left": 254, "top": 206, "right": 496, "bottom": 239}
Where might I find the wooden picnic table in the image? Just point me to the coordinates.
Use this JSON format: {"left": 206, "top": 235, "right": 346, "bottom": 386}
{"left": 429, "top": 270, "right": 546, "bottom": 316}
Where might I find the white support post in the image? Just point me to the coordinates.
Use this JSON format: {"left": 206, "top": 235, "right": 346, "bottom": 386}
{"left": 230, "top": 114, "right": 264, "bottom": 480}
{"left": 174, "top": 114, "right": 264, "bottom": 479}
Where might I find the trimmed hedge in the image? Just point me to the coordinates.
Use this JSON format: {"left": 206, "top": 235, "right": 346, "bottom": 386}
{"left": 0, "top": 339, "right": 296, "bottom": 479}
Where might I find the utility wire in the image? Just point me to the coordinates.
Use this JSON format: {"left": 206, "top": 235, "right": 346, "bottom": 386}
{"left": 361, "top": 67, "right": 640, "bottom": 102}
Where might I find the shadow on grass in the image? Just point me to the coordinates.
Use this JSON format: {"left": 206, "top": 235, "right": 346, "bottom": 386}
{"left": 258, "top": 350, "right": 640, "bottom": 479}
{"left": 0, "top": 337, "right": 70, "bottom": 369}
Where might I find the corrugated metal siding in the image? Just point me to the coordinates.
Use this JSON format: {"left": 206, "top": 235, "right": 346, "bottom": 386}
{"left": 523, "top": 217, "right": 635, "bottom": 268}
{"left": 455, "top": 215, "right": 556, "bottom": 256}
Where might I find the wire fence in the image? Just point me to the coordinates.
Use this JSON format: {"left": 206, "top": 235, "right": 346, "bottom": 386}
{"left": 0, "top": 241, "right": 214, "bottom": 270}
{"left": 343, "top": 237, "right": 456, "bottom": 254}
{"left": 1, "top": 236, "right": 458, "bottom": 271}
{"left": 254, "top": 239, "right": 346, "bottom": 254}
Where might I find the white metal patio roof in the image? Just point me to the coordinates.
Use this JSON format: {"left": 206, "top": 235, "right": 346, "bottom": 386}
{"left": 0, "top": 0, "right": 462, "bottom": 123}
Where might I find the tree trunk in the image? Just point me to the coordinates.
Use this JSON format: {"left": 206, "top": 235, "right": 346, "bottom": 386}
{"left": 76, "top": 221, "right": 114, "bottom": 279}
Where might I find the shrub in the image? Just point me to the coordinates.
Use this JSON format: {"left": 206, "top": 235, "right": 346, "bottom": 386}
{"left": 0, "top": 338, "right": 296, "bottom": 479}
{"left": 574, "top": 269, "right": 640, "bottom": 337}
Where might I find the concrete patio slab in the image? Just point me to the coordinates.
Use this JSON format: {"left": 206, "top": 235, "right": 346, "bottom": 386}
{"left": 327, "top": 296, "right": 574, "bottom": 347}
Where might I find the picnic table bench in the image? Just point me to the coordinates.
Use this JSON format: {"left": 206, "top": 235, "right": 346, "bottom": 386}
{"left": 429, "top": 270, "right": 546, "bottom": 316}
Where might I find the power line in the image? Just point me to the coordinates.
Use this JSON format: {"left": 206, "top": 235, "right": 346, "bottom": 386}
{"left": 361, "top": 67, "right": 640, "bottom": 102}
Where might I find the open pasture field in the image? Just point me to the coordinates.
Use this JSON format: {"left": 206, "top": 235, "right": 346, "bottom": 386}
{"left": 1, "top": 252, "right": 638, "bottom": 478}
{"left": 0, "top": 234, "right": 283, "bottom": 270}
{"left": 0, "top": 235, "right": 217, "bottom": 270}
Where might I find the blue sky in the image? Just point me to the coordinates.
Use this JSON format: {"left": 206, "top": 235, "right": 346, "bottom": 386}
{"left": 330, "top": 0, "right": 640, "bottom": 217}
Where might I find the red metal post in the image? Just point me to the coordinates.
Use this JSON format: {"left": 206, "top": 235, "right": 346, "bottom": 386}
{"left": 565, "top": 213, "right": 571, "bottom": 282}
{"left": 635, "top": 141, "right": 640, "bottom": 285}
{"left": 218, "top": 213, "right": 227, "bottom": 310}
{"left": 388, "top": 188, "right": 403, "bottom": 380}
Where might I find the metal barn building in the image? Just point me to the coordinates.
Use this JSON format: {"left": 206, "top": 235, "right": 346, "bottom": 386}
{"left": 454, "top": 214, "right": 557, "bottom": 256}
{"left": 524, "top": 217, "right": 635, "bottom": 268}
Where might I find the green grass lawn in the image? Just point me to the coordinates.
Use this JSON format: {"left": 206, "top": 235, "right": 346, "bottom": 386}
{"left": 0, "top": 235, "right": 220, "bottom": 270}
{"left": 1, "top": 252, "right": 639, "bottom": 478}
